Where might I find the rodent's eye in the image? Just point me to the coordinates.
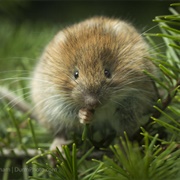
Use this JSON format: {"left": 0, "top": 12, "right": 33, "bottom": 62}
{"left": 74, "top": 70, "right": 79, "bottom": 79}
{"left": 104, "top": 69, "right": 111, "bottom": 78}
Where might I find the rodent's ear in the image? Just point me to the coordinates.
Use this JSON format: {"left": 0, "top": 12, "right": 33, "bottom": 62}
{"left": 53, "top": 31, "right": 67, "bottom": 45}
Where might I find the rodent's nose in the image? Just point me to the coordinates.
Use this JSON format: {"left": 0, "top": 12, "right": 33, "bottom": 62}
{"left": 84, "top": 94, "right": 99, "bottom": 109}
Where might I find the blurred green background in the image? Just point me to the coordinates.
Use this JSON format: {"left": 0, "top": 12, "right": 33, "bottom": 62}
{"left": 0, "top": 0, "right": 177, "bottom": 76}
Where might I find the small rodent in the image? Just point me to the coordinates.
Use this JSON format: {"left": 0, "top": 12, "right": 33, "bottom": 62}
{"left": 31, "top": 16, "right": 157, "bottom": 150}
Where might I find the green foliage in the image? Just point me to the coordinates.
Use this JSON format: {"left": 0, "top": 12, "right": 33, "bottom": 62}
{"left": 26, "top": 134, "right": 180, "bottom": 180}
{"left": 98, "top": 134, "right": 180, "bottom": 180}
{"left": 0, "top": 3, "right": 180, "bottom": 180}
{"left": 144, "top": 3, "right": 180, "bottom": 143}
{"left": 26, "top": 145, "right": 96, "bottom": 180}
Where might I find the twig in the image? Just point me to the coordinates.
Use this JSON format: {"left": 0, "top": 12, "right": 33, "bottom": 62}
{"left": 0, "top": 86, "right": 36, "bottom": 119}
{"left": 132, "top": 79, "right": 180, "bottom": 141}
{"left": 0, "top": 147, "right": 113, "bottom": 160}
{"left": 149, "top": 79, "right": 180, "bottom": 125}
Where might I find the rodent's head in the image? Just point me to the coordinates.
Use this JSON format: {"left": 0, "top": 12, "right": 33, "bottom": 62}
{"left": 40, "top": 17, "right": 154, "bottom": 111}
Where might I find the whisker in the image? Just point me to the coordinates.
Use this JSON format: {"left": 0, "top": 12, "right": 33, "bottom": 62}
{"left": 109, "top": 90, "right": 154, "bottom": 109}
{"left": 38, "top": 66, "right": 84, "bottom": 94}
{"left": 0, "top": 86, "right": 32, "bottom": 115}
{"left": 0, "top": 77, "right": 59, "bottom": 87}
{"left": 148, "top": 42, "right": 166, "bottom": 50}
{"left": 0, "top": 56, "right": 37, "bottom": 61}
{"left": 141, "top": 24, "right": 159, "bottom": 36}
{"left": 109, "top": 99, "right": 126, "bottom": 109}
{"left": 0, "top": 70, "right": 31, "bottom": 75}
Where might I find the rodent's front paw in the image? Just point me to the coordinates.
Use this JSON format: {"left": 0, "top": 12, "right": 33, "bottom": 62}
{"left": 50, "top": 137, "right": 72, "bottom": 152}
{"left": 48, "top": 137, "right": 72, "bottom": 166}
{"left": 78, "top": 108, "right": 94, "bottom": 124}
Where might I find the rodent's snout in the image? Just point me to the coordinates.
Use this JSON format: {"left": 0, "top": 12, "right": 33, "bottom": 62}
{"left": 84, "top": 94, "right": 99, "bottom": 110}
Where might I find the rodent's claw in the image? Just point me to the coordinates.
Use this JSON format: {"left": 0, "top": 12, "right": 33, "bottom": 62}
{"left": 78, "top": 108, "right": 93, "bottom": 124}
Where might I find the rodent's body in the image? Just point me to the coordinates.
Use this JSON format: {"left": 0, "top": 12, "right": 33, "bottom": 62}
{"left": 31, "top": 17, "right": 157, "bottom": 145}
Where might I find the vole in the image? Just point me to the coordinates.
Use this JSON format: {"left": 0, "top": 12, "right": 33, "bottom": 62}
{"left": 31, "top": 16, "right": 157, "bottom": 150}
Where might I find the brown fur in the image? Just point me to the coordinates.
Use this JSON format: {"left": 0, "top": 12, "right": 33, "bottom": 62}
{"left": 31, "top": 16, "right": 157, "bottom": 148}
